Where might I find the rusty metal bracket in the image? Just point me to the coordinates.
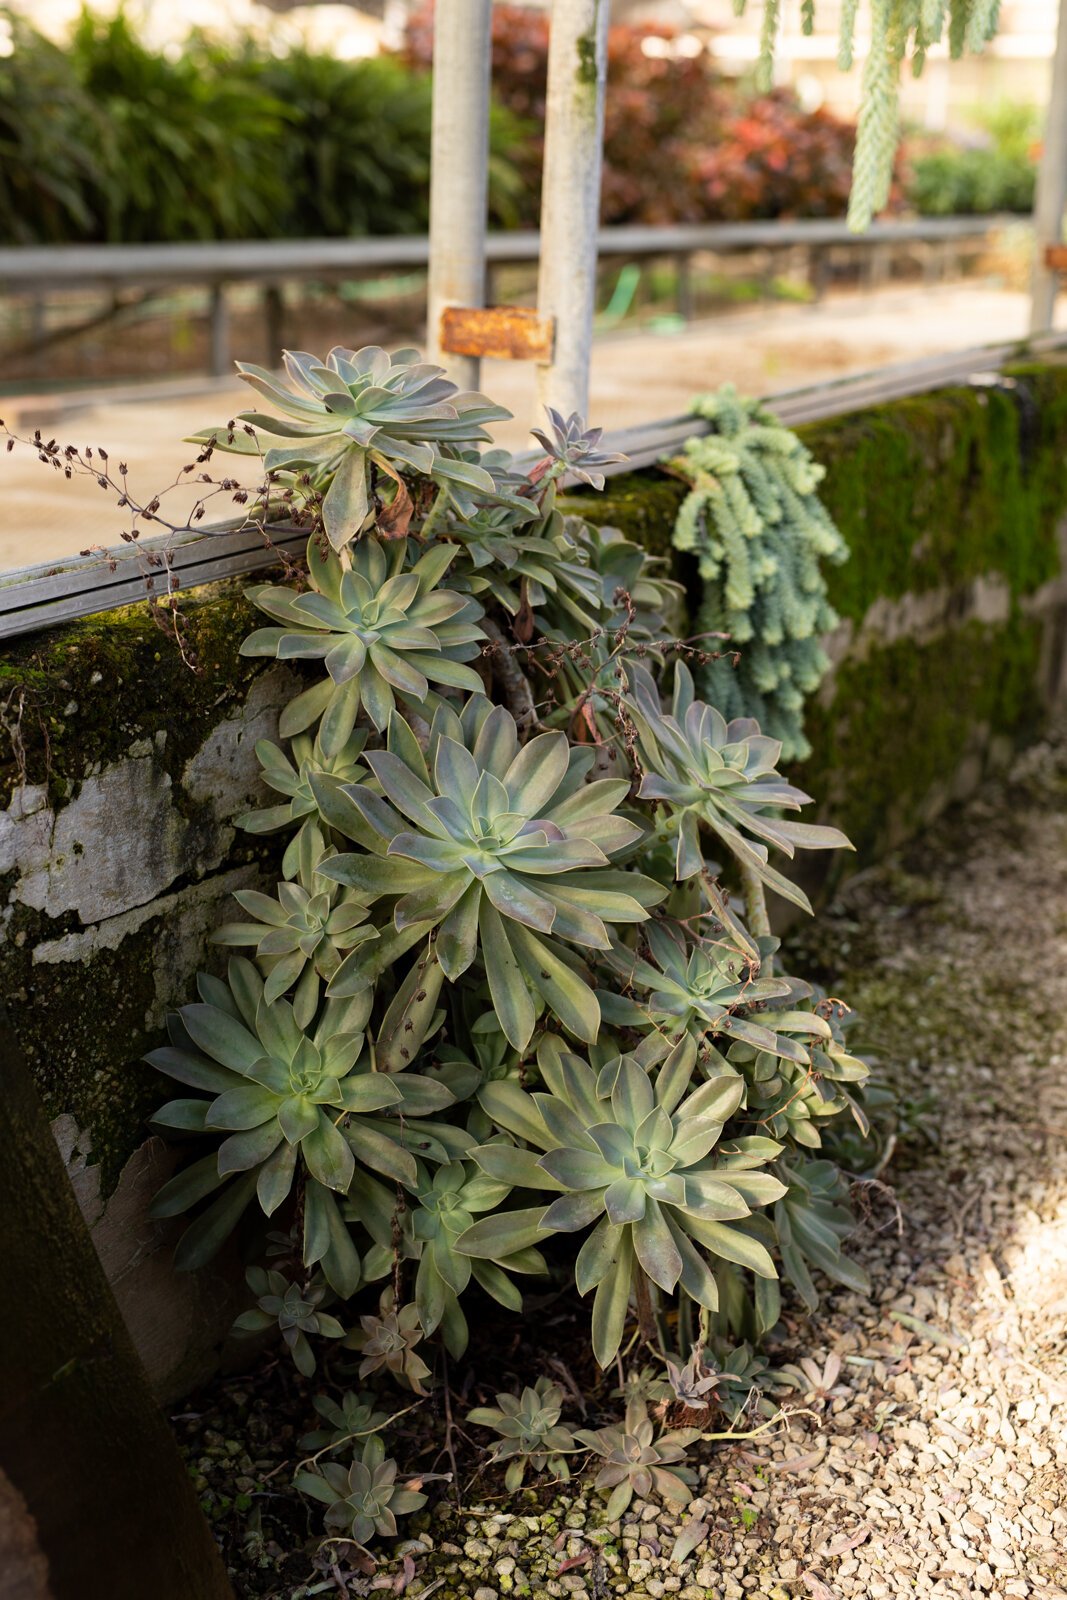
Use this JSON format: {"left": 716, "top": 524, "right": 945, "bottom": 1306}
{"left": 1045, "top": 244, "right": 1067, "bottom": 272}
{"left": 439, "top": 305, "right": 555, "bottom": 363}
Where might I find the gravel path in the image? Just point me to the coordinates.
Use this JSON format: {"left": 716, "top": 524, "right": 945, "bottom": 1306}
{"left": 389, "top": 742, "right": 1067, "bottom": 1600}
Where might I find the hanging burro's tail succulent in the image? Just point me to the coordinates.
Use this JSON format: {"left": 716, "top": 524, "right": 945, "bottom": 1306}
{"left": 729, "top": 0, "right": 1004, "bottom": 230}
{"left": 732, "top": 0, "right": 1002, "bottom": 229}
{"left": 140, "top": 342, "right": 877, "bottom": 1540}
{"left": 671, "top": 385, "right": 849, "bottom": 763}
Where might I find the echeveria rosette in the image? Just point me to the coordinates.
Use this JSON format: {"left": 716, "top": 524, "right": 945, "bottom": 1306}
{"left": 576, "top": 1398, "right": 698, "bottom": 1520}
{"left": 242, "top": 534, "right": 486, "bottom": 753}
{"left": 191, "top": 344, "right": 511, "bottom": 550}
{"left": 211, "top": 824, "right": 377, "bottom": 1026}
{"left": 147, "top": 957, "right": 445, "bottom": 1294}
{"left": 467, "top": 1378, "right": 578, "bottom": 1491}
{"left": 299, "top": 1390, "right": 392, "bottom": 1456}
{"left": 724, "top": 983, "right": 867, "bottom": 1150}
{"left": 628, "top": 660, "right": 851, "bottom": 913}
{"left": 344, "top": 1291, "right": 433, "bottom": 1395}
{"left": 531, "top": 406, "right": 628, "bottom": 491}
{"left": 294, "top": 1435, "right": 427, "bottom": 1544}
{"left": 231, "top": 1265, "right": 344, "bottom": 1378}
{"left": 600, "top": 919, "right": 808, "bottom": 1063}
{"left": 540, "top": 517, "right": 685, "bottom": 644}
{"left": 409, "top": 1157, "right": 547, "bottom": 1358}
{"left": 460, "top": 1036, "right": 788, "bottom": 1366}
{"left": 237, "top": 728, "right": 368, "bottom": 876}
{"left": 317, "top": 696, "right": 665, "bottom": 1051}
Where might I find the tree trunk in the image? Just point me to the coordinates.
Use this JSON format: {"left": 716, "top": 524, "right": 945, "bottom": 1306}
{"left": 0, "top": 1008, "right": 234, "bottom": 1600}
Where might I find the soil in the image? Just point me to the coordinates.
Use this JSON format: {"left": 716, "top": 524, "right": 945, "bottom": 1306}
{"left": 173, "top": 731, "right": 1067, "bottom": 1599}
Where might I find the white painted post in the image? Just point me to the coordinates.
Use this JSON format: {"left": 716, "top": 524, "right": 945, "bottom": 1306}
{"left": 536, "top": 0, "right": 610, "bottom": 420}
{"left": 426, "top": 0, "right": 493, "bottom": 388}
{"left": 1030, "top": 0, "right": 1067, "bottom": 334}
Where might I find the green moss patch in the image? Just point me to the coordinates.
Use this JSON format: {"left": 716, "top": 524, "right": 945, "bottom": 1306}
{"left": 0, "top": 581, "right": 262, "bottom": 807}
{"left": 798, "top": 615, "right": 1044, "bottom": 864}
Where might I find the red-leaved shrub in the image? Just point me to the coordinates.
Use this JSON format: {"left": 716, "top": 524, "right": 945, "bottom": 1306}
{"left": 689, "top": 92, "right": 856, "bottom": 221}
{"left": 401, "top": 5, "right": 866, "bottom": 226}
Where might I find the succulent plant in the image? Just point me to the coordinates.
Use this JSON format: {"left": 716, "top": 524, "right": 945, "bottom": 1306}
{"left": 317, "top": 696, "right": 664, "bottom": 1051}
{"left": 467, "top": 1377, "right": 578, "bottom": 1490}
{"left": 628, "top": 660, "right": 850, "bottom": 912}
{"left": 409, "top": 1157, "right": 545, "bottom": 1357}
{"left": 702, "top": 1338, "right": 803, "bottom": 1423}
{"left": 775, "top": 1157, "right": 869, "bottom": 1309}
{"left": 541, "top": 518, "right": 684, "bottom": 643}
{"left": 664, "top": 1349, "right": 720, "bottom": 1407}
{"left": 460, "top": 1034, "right": 788, "bottom": 1365}
{"left": 211, "top": 824, "right": 376, "bottom": 1025}
{"left": 299, "top": 1389, "right": 392, "bottom": 1455}
{"left": 237, "top": 730, "right": 368, "bottom": 874}
{"left": 232, "top": 1266, "right": 345, "bottom": 1377}
{"left": 531, "top": 407, "right": 628, "bottom": 491}
{"left": 242, "top": 535, "right": 486, "bottom": 751}
{"left": 600, "top": 920, "right": 801, "bottom": 1057}
{"left": 194, "top": 345, "right": 510, "bottom": 549}
{"left": 140, "top": 343, "right": 869, "bottom": 1502}
{"left": 345, "top": 1291, "right": 433, "bottom": 1396}
{"left": 576, "top": 1398, "right": 698, "bottom": 1518}
{"left": 294, "top": 1434, "right": 427, "bottom": 1543}
{"left": 147, "top": 957, "right": 452, "bottom": 1294}
{"left": 730, "top": 998, "right": 866, "bottom": 1150}
{"left": 149, "top": 958, "right": 391, "bottom": 1196}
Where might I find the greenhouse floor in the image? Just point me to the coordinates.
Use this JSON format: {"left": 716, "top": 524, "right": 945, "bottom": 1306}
{"left": 4, "top": 278, "right": 1066, "bottom": 571}
{"left": 176, "top": 734, "right": 1067, "bottom": 1600}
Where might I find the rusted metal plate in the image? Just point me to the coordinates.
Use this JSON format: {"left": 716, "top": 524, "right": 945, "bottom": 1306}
{"left": 1045, "top": 245, "right": 1067, "bottom": 271}
{"left": 439, "top": 304, "right": 555, "bottom": 362}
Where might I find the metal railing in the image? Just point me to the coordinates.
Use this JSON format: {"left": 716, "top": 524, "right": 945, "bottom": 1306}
{"left": 0, "top": 214, "right": 1016, "bottom": 377}
{"left": 3, "top": 326, "right": 1063, "bottom": 644}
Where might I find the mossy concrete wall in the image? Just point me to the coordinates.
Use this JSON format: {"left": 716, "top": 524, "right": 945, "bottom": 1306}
{"left": 0, "top": 592, "right": 300, "bottom": 1398}
{"left": 571, "top": 362, "right": 1067, "bottom": 878}
{"left": 3, "top": 364, "right": 1067, "bottom": 1394}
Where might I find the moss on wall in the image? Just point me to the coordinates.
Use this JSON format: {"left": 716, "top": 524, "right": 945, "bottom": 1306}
{"left": 798, "top": 616, "right": 1045, "bottom": 865}
{"left": 805, "top": 365, "right": 1067, "bottom": 624}
{"left": 0, "top": 582, "right": 261, "bottom": 807}
{"left": 1, "top": 581, "right": 292, "bottom": 1194}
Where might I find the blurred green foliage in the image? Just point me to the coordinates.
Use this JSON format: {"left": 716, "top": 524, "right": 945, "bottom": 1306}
{"left": 905, "top": 101, "right": 1039, "bottom": 217}
{"left": 0, "top": 7, "right": 525, "bottom": 245}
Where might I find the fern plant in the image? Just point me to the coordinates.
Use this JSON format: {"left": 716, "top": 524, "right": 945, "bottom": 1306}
{"left": 671, "top": 386, "right": 848, "bottom": 762}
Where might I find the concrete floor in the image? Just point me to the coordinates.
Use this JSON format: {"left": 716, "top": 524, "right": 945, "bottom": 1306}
{"left": 2, "top": 281, "right": 1063, "bottom": 572}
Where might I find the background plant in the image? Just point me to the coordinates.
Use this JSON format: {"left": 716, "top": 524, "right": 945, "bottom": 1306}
{"left": 730, "top": 0, "right": 1003, "bottom": 229}
{"left": 905, "top": 100, "right": 1039, "bottom": 217}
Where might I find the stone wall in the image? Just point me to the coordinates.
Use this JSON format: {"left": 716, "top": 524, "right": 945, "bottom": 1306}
{"left": 4, "top": 364, "right": 1067, "bottom": 1396}
{"left": 1, "top": 594, "right": 301, "bottom": 1396}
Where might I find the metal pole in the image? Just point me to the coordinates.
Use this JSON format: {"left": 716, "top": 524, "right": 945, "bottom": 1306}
{"left": 426, "top": 0, "right": 492, "bottom": 388}
{"left": 1030, "top": 0, "right": 1067, "bottom": 334}
{"left": 536, "top": 0, "right": 610, "bottom": 421}
{"left": 209, "top": 284, "right": 229, "bottom": 378}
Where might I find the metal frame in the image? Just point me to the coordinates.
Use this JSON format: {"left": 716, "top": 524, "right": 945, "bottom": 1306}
{"left": 0, "top": 215, "right": 1008, "bottom": 377}
{"left": 4, "top": 331, "right": 1065, "bottom": 642}
{"left": 1031, "top": 0, "right": 1067, "bottom": 333}
{"left": 425, "top": 0, "right": 493, "bottom": 387}
{"left": 536, "top": 0, "right": 611, "bottom": 417}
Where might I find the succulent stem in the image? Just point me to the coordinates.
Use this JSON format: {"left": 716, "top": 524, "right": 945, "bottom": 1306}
{"left": 739, "top": 859, "right": 772, "bottom": 973}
